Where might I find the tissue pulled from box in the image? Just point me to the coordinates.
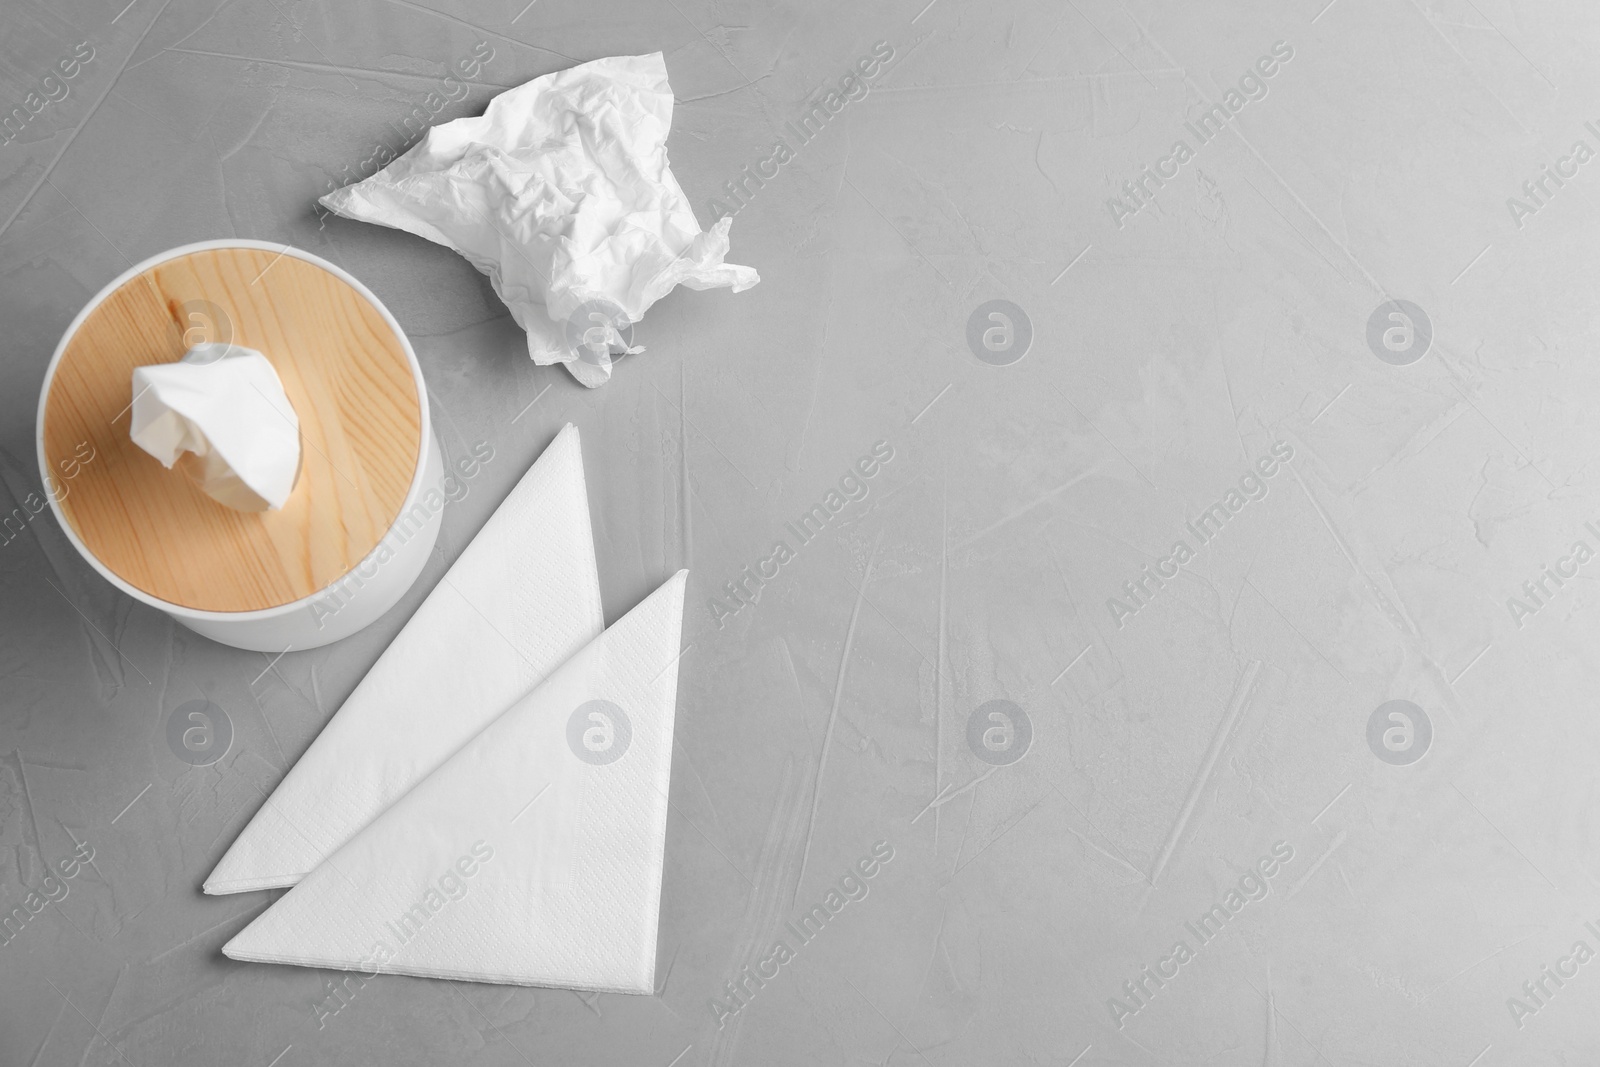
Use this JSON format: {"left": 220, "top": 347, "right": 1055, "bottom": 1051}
{"left": 130, "top": 343, "right": 301, "bottom": 512}
{"left": 317, "top": 52, "right": 759, "bottom": 388}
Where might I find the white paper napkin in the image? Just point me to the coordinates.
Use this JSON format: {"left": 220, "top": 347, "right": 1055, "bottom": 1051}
{"left": 130, "top": 342, "right": 300, "bottom": 511}
{"left": 318, "top": 53, "right": 759, "bottom": 388}
{"left": 204, "top": 424, "right": 603, "bottom": 894}
{"left": 223, "top": 570, "right": 688, "bottom": 993}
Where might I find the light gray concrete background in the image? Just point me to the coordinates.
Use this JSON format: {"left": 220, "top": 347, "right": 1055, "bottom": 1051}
{"left": 3, "top": 0, "right": 1599, "bottom": 1063}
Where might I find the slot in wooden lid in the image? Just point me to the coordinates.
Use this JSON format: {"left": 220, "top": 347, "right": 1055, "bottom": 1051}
{"left": 41, "top": 245, "right": 424, "bottom": 613}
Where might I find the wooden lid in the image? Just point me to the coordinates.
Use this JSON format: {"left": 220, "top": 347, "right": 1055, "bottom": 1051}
{"left": 41, "top": 245, "right": 424, "bottom": 613}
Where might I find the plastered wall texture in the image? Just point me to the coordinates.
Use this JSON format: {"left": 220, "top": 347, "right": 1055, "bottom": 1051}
{"left": 2, "top": 0, "right": 1599, "bottom": 1064}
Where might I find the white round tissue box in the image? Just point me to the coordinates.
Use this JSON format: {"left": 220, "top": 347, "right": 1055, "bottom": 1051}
{"left": 36, "top": 240, "right": 442, "bottom": 652}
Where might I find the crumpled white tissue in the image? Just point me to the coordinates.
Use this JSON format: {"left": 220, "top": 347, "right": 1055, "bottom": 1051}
{"left": 129, "top": 342, "right": 300, "bottom": 512}
{"left": 318, "top": 52, "right": 759, "bottom": 388}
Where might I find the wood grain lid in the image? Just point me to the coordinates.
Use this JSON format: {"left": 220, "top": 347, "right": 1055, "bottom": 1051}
{"left": 40, "top": 243, "right": 425, "bottom": 614}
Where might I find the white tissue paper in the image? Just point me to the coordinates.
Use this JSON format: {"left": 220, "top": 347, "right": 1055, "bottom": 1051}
{"left": 129, "top": 342, "right": 300, "bottom": 512}
{"left": 223, "top": 571, "right": 688, "bottom": 993}
{"left": 204, "top": 425, "right": 603, "bottom": 894}
{"left": 318, "top": 52, "right": 758, "bottom": 388}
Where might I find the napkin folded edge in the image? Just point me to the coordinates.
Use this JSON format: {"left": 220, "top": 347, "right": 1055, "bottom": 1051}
{"left": 220, "top": 569, "right": 689, "bottom": 995}
{"left": 202, "top": 423, "right": 603, "bottom": 894}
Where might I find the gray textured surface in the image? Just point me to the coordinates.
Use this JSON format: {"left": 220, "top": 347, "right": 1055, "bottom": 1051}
{"left": 3, "top": 0, "right": 1599, "bottom": 1064}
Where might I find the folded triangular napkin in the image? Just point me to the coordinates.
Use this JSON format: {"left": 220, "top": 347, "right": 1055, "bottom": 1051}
{"left": 223, "top": 571, "right": 688, "bottom": 993}
{"left": 205, "top": 425, "right": 604, "bottom": 894}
